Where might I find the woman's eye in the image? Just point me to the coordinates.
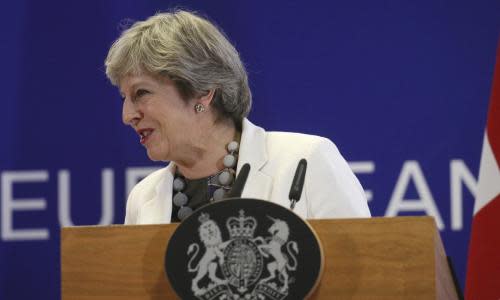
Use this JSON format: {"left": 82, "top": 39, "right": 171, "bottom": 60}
{"left": 135, "top": 89, "right": 149, "bottom": 98}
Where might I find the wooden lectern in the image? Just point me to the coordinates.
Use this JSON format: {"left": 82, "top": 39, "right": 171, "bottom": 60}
{"left": 61, "top": 216, "right": 459, "bottom": 299}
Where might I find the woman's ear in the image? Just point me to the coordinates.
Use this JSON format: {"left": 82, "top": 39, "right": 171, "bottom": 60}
{"left": 197, "top": 89, "right": 215, "bottom": 107}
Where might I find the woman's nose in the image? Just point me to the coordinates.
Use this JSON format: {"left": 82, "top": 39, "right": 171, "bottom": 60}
{"left": 122, "top": 99, "right": 141, "bottom": 126}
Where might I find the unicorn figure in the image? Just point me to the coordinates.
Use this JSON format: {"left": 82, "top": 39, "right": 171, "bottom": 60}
{"left": 257, "top": 216, "right": 299, "bottom": 292}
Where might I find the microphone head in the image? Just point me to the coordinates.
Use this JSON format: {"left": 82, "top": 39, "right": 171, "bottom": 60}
{"left": 227, "top": 163, "right": 251, "bottom": 198}
{"left": 289, "top": 159, "right": 307, "bottom": 201}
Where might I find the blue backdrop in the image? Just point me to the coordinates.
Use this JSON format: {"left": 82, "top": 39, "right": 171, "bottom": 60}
{"left": 1, "top": 1, "right": 499, "bottom": 299}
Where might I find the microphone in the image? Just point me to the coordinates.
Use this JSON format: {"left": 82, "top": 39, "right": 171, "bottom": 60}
{"left": 227, "top": 163, "right": 251, "bottom": 198}
{"left": 289, "top": 159, "right": 307, "bottom": 210}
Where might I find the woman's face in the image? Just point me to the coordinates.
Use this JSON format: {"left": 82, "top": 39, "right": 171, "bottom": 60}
{"left": 120, "top": 73, "right": 202, "bottom": 162}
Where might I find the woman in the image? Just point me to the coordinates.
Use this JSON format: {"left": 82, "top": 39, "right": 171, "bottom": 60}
{"left": 105, "top": 10, "right": 371, "bottom": 224}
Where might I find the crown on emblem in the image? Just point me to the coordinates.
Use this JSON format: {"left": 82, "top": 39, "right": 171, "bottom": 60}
{"left": 198, "top": 213, "right": 210, "bottom": 224}
{"left": 226, "top": 210, "right": 257, "bottom": 239}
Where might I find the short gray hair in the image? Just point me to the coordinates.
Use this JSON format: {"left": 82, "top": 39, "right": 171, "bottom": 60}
{"left": 105, "top": 10, "right": 252, "bottom": 125}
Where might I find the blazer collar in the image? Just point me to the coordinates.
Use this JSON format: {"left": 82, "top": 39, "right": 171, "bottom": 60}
{"left": 237, "top": 119, "right": 273, "bottom": 200}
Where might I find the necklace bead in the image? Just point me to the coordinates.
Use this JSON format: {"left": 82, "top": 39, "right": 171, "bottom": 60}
{"left": 173, "top": 177, "right": 185, "bottom": 191}
{"left": 177, "top": 206, "right": 193, "bottom": 220}
{"left": 223, "top": 154, "right": 236, "bottom": 168}
{"left": 173, "top": 192, "right": 188, "bottom": 206}
{"left": 218, "top": 170, "right": 233, "bottom": 185}
{"left": 227, "top": 141, "right": 239, "bottom": 152}
{"left": 213, "top": 188, "right": 226, "bottom": 201}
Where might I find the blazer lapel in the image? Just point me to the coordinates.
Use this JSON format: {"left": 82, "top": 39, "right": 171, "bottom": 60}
{"left": 237, "top": 119, "right": 273, "bottom": 200}
{"left": 139, "top": 164, "right": 174, "bottom": 224}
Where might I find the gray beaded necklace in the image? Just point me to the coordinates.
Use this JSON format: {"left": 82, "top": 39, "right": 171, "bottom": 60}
{"left": 172, "top": 141, "right": 239, "bottom": 221}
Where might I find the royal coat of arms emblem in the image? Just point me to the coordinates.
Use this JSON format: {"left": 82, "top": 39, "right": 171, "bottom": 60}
{"left": 165, "top": 199, "right": 323, "bottom": 300}
{"left": 187, "top": 210, "right": 299, "bottom": 300}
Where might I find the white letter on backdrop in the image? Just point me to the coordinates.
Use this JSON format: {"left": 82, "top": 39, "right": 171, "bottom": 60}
{"left": 1, "top": 170, "right": 49, "bottom": 241}
{"left": 385, "top": 161, "right": 444, "bottom": 230}
{"left": 450, "top": 159, "right": 477, "bottom": 231}
{"left": 58, "top": 169, "right": 114, "bottom": 226}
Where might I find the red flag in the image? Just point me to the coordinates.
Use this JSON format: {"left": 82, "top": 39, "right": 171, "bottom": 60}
{"left": 466, "top": 42, "right": 500, "bottom": 300}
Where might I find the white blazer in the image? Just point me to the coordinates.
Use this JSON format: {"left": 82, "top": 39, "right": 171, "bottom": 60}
{"left": 125, "top": 119, "right": 371, "bottom": 224}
